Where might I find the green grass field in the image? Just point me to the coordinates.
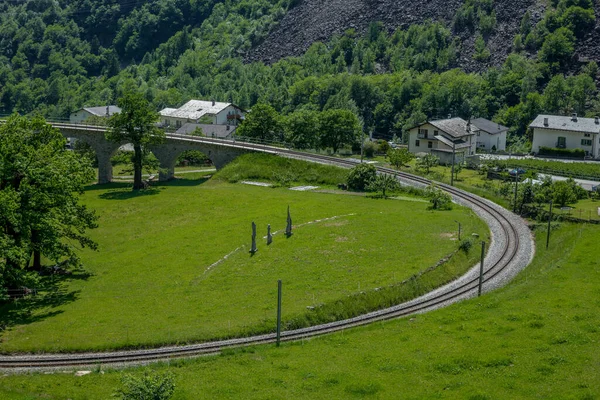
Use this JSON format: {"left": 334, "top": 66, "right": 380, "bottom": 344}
{"left": 0, "top": 161, "right": 486, "bottom": 353}
{"left": 1, "top": 224, "right": 597, "bottom": 399}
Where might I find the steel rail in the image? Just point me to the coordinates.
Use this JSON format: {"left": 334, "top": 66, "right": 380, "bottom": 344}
{"left": 0, "top": 126, "right": 531, "bottom": 370}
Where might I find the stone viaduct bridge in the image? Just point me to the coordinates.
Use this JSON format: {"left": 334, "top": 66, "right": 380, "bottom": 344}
{"left": 52, "top": 123, "right": 275, "bottom": 183}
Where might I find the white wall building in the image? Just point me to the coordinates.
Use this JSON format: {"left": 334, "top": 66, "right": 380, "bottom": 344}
{"left": 69, "top": 106, "right": 121, "bottom": 123}
{"left": 530, "top": 114, "right": 600, "bottom": 159}
{"left": 407, "top": 117, "right": 477, "bottom": 165}
{"left": 471, "top": 118, "right": 508, "bottom": 152}
{"left": 159, "top": 100, "right": 245, "bottom": 129}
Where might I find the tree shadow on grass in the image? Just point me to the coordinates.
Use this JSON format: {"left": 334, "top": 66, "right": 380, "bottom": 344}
{"left": 98, "top": 187, "right": 162, "bottom": 200}
{"left": 0, "top": 271, "right": 90, "bottom": 334}
{"left": 85, "top": 177, "right": 212, "bottom": 199}
{"left": 153, "top": 176, "right": 212, "bottom": 188}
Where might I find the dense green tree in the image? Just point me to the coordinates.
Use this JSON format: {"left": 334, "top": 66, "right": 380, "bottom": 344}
{"left": 237, "top": 103, "right": 282, "bottom": 142}
{"left": 283, "top": 110, "right": 319, "bottom": 149}
{"left": 0, "top": 115, "right": 97, "bottom": 292}
{"left": 387, "top": 147, "right": 414, "bottom": 170}
{"left": 347, "top": 163, "right": 377, "bottom": 191}
{"left": 106, "top": 91, "right": 165, "bottom": 190}
{"left": 318, "top": 109, "right": 361, "bottom": 153}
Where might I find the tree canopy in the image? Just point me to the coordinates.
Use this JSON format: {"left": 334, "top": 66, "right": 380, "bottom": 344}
{"left": 106, "top": 91, "right": 165, "bottom": 190}
{"left": 0, "top": 115, "right": 97, "bottom": 294}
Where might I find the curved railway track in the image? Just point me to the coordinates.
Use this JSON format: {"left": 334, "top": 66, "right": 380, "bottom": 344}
{"left": 0, "top": 134, "right": 534, "bottom": 370}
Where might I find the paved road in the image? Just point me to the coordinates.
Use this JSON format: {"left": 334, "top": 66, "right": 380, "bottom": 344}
{"left": 479, "top": 154, "right": 600, "bottom": 164}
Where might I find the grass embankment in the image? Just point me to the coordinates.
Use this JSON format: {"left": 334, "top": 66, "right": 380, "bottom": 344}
{"left": 2, "top": 224, "right": 598, "bottom": 399}
{"left": 0, "top": 156, "right": 486, "bottom": 353}
{"left": 214, "top": 153, "right": 349, "bottom": 187}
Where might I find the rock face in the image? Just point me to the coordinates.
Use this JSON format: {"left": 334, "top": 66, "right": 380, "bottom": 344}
{"left": 244, "top": 0, "right": 542, "bottom": 71}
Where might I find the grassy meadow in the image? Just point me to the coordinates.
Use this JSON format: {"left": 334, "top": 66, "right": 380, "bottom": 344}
{"left": 1, "top": 224, "right": 598, "bottom": 399}
{"left": 0, "top": 158, "right": 487, "bottom": 353}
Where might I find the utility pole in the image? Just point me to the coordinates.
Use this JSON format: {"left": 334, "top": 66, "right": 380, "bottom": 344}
{"left": 276, "top": 280, "right": 282, "bottom": 346}
{"left": 513, "top": 172, "right": 519, "bottom": 213}
{"left": 450, "top": 140, "right": 456, "bottom": 186}
{"left": 478, "top": 241, "right": 486, "bottom": 297}
{"left": 546, "top": 200, "right": 553, "bottom": 250}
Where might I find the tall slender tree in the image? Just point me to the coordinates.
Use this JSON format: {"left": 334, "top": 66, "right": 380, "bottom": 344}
{"left": 106, "top": 91, "right": 165, "bottom": 190}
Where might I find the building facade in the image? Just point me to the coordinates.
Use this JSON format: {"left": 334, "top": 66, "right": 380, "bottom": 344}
{"left": 407, "top": 117, "right": 477, "bottom": 165}
{"left": 159, "top": 100, "right": 245, "bottom": 129}
{"left": 530, "top": 114, "right": 600, "bottom": 159}
{"left": 471, "top": 118, "right": 508, "bottom": 152}
{"left": 69, "top": 106, "right": 121, "bottom": 123}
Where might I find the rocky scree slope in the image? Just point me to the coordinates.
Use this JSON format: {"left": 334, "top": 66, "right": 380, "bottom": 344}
{"left": 244, "top": 0, "right": 544, "bottom": 71}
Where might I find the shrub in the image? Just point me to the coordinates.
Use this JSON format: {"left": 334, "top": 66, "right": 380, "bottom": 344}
{"left": 538, "top": 146, "right": 585, "bottom": 159}
{"left": 426, "top": 184, "right": 453, "bottom": 210}
{"left": 363, "top": 141, "right": 377, "bottom": 158}
{"left": 115, "top": 371, "right": 175, "bottom": 400}
{"left": 458, "top": 237, "right": 474, "bottom": 253}
{"left": 347, "top": 163, "right": 377, "bottom": 191}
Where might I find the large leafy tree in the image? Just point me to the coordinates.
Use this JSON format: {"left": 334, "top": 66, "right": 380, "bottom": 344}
{"left": 319, "top": 109, "right": 361, "bottom": 153}
{"left": 106, "top": 91, "right": 165, "bottom": 190}
{"left": 0, "top": 115, "right": 98, "bottom": 292}
{"left": 283, "top": 110, "right": 320, "bottom": 149}
{"left": 236, "top": 103, "right": 282, "bottom": 142}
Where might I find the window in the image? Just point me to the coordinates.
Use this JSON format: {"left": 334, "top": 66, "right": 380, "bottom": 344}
{"left": 428, "top": 141, "right": 433, "bottom": 148}
{"left": 415, "top": 140, "right": 420, "bottom": 147}
{"left": 433, "top": 130, "right": 439, "bottom": 136}
{"left": 418, "top": 128, "right": 428, "bottom": 138}
{"left": 476, "top": 131, "right": 480, "bottom": 136}
{"left": 557, "top": 137, "right": 566, "bottom": 148}
{"left": 584, "top": 133, "right": 591, "bottom": 137}
{"left": 582, "top": 139, "right": 592, "bottom": 146}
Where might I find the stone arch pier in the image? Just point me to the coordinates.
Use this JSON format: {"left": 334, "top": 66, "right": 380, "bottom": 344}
{"left": 57, "top": 125, "right": 250, "bottom": 184}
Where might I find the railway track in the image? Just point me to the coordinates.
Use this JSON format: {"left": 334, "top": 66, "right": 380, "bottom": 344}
{"left": 0, "top": 135, "right": 534, "bottom": 370}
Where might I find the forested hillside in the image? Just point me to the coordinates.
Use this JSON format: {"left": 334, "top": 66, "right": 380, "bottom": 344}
{"left": 0, "top": 0, "right": 598, "bottom": 147}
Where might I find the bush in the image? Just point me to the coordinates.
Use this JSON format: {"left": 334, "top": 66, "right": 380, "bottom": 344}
{"left": 347, "top": 163, "right": 377, "bottom": 191}
{"left": 363, "top": 141, "right": 377, "bottom": 158}
{"left": 176, "top": 150, "right": 209, "bottom": 166}
{"left": 115, "top": 371, "right": 175, "bottom": 400}
{"left": 458, "top": 237, "right": 474, "bottom": 253}
{"left": 426, "top": 184, "right": 453, "bottom": 210}
{"left": 538, "top": 147, "right": 585, "bottom": 159}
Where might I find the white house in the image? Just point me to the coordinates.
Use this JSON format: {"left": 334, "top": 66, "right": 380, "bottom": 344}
{"left": 407, "top": 117, "right": 477, "bottom": 165}
{"left": 530, "top": 114, "right": 600, "bottom": 159}
{"left": 69, "top": 106, "right": 121, "bottom": 123}
{"left": 159, "top": 100, "right": 245, "bottom": 128}
{"left": 471, "top": 118, "right": 508, "bottom": 152}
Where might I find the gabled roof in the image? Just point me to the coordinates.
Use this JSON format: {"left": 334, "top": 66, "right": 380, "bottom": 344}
{"left": 159, "top": 100, "right": 244, "bottom": 120}
{"left": 411, "top": 117, "right": 474, "bottom": 139}
{"left": 471, "top": 118, "right": 509, "bottom": 135}
{"left": 530, "top": 114, "right": 600, "bottom": 134}
{"left": 436, "top": 135, "right": 472, "bottom": 149}
{"left": 80, "top": 105, "right": 121, "bottom": 117}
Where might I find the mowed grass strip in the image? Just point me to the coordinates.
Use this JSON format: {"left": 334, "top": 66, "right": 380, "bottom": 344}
{"left": 1, "top": 225, "right": 598, "bottom": 399}
{"left": 0, "top": 169, "right": 486, "bottom": 353}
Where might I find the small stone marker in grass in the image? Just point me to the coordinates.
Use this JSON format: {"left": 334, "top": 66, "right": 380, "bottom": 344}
{"left": 285, "top": 206, "right": 293, "bottom": 237}
{"left": 250, "top": 222, "right": 258, "bottom": 254}
{"left": 267, "top": 224, "right": 273, "bottom": 245}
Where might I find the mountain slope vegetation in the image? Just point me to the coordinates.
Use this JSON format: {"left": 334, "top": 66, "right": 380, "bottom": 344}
{"left": 0, "top": 0, "right": 598, "bottom": 147}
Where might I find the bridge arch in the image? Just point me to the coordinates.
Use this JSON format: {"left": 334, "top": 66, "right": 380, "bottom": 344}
{"left": 150, "top": 138, "right": 250, "bottom": 181}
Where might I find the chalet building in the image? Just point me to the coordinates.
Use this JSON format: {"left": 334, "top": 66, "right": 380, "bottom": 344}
{"left": 159, "top": 100, "right": 245, "bottom": 128}
{"left": 173, "top": 123, "right": 237, "bottom": 139}
{"left": 407, "top": 117, "right": 477, "bottom": 165}
{"left": 69, "top": 106, "right": 121, "bottom": 123}
{"left": 530, "top": 114, "right": 600, "bottom": 159}
{"left": 471, "top": 118, "right": 508, "bottom": 152}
